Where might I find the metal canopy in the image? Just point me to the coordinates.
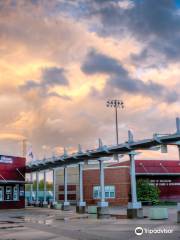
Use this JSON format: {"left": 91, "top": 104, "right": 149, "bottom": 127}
{"left": 26, "top": 131, "right": 180, "bottom": 173}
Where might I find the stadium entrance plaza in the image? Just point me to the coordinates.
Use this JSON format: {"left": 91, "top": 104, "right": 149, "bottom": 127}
{"left": 0, "top": 206, "right": 179, "bottom": 240}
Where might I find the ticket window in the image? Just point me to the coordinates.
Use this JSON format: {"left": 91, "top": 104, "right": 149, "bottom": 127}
{"left": 5, "top": 186, "right": 13, "bottom": 201}
{"left": 0, "top": 186, "right": 4, "bottom": 201}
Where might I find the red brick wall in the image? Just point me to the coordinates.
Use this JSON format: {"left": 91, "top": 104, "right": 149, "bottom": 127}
{"left": 83, "top": 167, "right": 130, "bottom": 206}
{"left": 58, "top": 184, "right": 77, "bottom": 201}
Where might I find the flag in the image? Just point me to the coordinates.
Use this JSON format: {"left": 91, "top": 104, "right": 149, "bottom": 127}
{"left": 26, "top": 145, "right": 35, "bottom": 161}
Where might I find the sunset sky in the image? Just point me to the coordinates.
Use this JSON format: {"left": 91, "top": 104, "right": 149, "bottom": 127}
{"left": 0, "top": 0, "right": 180, "bottom": 160}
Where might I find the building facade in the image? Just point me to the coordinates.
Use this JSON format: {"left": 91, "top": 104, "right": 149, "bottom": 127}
{"left": 135, "top": 160, "right": 180, "bottom": 201}
{"left": 0, "top": 155, "right": 26, "bottom": 209}
{"left": 83, "top": 164, "right": 130, "bottom": 205}
{"left": 55, "top": 161, "right": 130, "bottom": 205}
{"left": 56, "top": 160, "right": 180, "bottom": 206}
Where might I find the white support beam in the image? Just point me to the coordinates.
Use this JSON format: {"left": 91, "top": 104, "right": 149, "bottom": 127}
{"left": 43, "top": 171, "right": 47, "bottom": 205}
{"left": 30, "top": 172, "right": 33, "bottom": 204}
{"left": 63, "top": 166, "right": 70, "bottom": 206}
{"left": 98, "top": 159, "right": 108, "bottom": 207}
{"left": 130, "top": 153, "right": 137, "bottom": 204}
{"left": 35, "top": 171, "right": 39, "bottom": 205}
{"left": 78, "top": 163, "right": 86, "bottom": 207}
{"left": 52, "top": 168, "right": 57, "bottom": 205}
{"left": 128, "top": 152, "right": 141, "bottom": 209}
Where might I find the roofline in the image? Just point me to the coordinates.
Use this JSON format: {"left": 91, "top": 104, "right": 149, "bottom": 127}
{"left": 135, "top": 159, "right": 180, "bottom": 161}
{"left": 136, "top": 173, "right": 180, "bottom": 176}
{"left": 0, "top": 154, "right": 25, "bottom": 159}
{"left": 0, "top": 180, "right": 25, "bottom": 183}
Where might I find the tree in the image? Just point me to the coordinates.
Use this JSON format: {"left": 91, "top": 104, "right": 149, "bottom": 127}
{"left": 137, "top": 179, "right": 160, "bottom": 204}
{"left": 25, "top": 180, "right": 53, "bottom": 191}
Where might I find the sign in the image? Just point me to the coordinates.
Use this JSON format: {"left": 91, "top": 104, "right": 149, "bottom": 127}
{"left": 150, "top": 179, "right": 180, "bottom": 186}
{"left": 19, "top": 186, "right": 24, "bottom": 197}
{"left": 0, "top": 156, "right": 13, "bottom": 164}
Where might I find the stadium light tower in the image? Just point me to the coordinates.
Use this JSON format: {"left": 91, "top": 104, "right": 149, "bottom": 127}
{"left": 106, "top": 99, "right": 124, "bottom": 145}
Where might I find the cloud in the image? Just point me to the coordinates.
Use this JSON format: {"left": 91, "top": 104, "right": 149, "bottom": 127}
{"left": 82, "top": 49, "right": 179, "bottom": 102}
{"left": 19, "top": 66, "right": 70, "bottom": 100}
{"left": 46, "top": 91, "right": 71, "bottom": 100}
{"left": 81, "top": 48, "right": 126, "bottom": 75}
{"left": 0, "top": 1, "right": 91, "bottom": 66}
{"left": 0, "top": 0, "right": 179, "bottom": 160}
{"left": 59, "top": 0, "right": 180, "bottom": 64}
{"left": 20, "top": 80, "right": 40, "bottom": 91}
{"left": 0, "top": 133, "right": 26, "bottom": 141}
{"left": 41, "top": 67, "right": 69, "bottom": 87}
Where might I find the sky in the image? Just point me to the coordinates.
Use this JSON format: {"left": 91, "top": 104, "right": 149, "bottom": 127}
{"left": 0, "top": 0, "right": 180, "bottom": 160}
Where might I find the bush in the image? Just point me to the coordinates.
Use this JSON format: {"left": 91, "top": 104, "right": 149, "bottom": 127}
{"left": 137, "top": 179, "right": 160, "bottom": 204}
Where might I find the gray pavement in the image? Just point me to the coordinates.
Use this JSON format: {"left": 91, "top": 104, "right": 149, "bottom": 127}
{"left": 0, "top": 206, "right": 179, "bottom": 240}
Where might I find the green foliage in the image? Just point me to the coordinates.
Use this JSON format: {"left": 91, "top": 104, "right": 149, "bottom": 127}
{"left": 25, "top": 179, "right": 53, "bottom": 191}
{"left": 137, "top": 179, "right": 160, "bottom": 204}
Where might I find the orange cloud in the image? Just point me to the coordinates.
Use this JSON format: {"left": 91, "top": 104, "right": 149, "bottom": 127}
{"left": 0, "top": 1, "right": 179, "bottom": 160}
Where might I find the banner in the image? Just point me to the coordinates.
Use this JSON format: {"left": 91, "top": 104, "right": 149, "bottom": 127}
{"left": 0, "top": 156, "right": 13, "bottom": 164}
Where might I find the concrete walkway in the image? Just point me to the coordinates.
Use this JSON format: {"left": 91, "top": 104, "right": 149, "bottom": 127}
{"left": 0, "top": 206, "right": 179, "bottom": 240}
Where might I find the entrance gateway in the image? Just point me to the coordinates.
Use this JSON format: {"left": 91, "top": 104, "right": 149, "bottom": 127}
{"left": 26, "top": 118, "right": 180, "bottom": 218}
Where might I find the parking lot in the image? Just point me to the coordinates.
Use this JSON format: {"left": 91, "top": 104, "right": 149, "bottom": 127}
{"left": 0, "top": 206, "right": 179, "bottom": 240}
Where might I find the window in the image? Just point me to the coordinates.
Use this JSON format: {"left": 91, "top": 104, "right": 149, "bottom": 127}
{"left": 0, "top": 186, "right": 4, "bottom": 201}
{"left": 93, "top": 186, "right": 100, "bottom": 199}
{"left": 105, "top": 186, "right": 115, "bottom": 198}
{"left": 0, "top": 185, "right": 20, "bottom": 202}
{"left": 5, "top": 186, "right": 12, "bottom": 201}
{"left": 13, "top": 185, "right": 19, "bottom": 201}
{"left": 93, "top": 185, "right": 115, "bottom": 199}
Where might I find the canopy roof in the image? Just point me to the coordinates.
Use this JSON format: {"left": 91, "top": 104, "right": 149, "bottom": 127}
{"left": 26, "top": 130, "right": 180, "bottom": 172}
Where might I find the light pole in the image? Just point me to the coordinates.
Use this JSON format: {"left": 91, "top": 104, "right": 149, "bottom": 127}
{"left": 106, "top": 99, "right": 124, "bottom": 145}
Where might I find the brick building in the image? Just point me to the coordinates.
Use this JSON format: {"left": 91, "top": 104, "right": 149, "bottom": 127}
{"left": 55, "top": 161, "right": 131, "bottom": 205}
{"left": 135, "top": 160, "right": 180, "bottom": 201}
{"left": 83, "top": 164, "right": 130, "bottom": 205}
{"left": 55, "top": 162, "right": 101, "bottom": 204}
{"left": 0, "top": 155, "right": 26, "bottom": 209}
{"left": 56, "top": 160, "right": 180, "bottom": 206}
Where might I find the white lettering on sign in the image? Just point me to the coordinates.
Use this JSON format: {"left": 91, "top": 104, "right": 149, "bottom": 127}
{"left": 0, "top": 156, "right": 13, "bottom": 164}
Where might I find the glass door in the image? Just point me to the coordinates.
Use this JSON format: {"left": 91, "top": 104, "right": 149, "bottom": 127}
{"left": 5, "top": 186, "right": 12, "bottom": 201}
